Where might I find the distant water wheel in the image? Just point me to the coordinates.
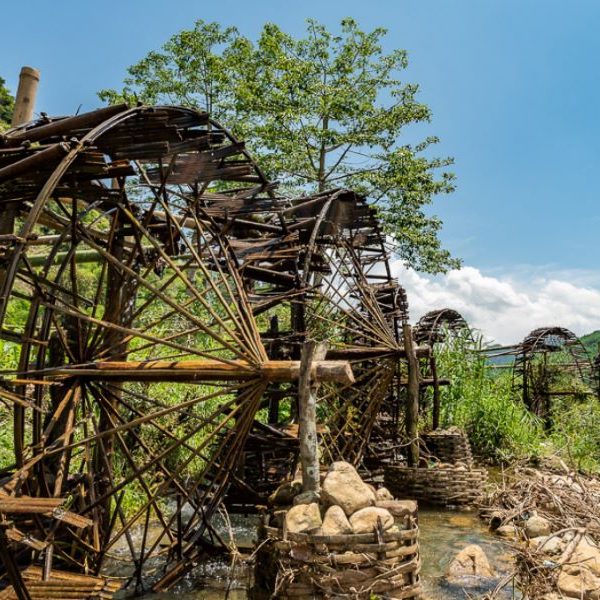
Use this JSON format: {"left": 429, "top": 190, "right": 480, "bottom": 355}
{"left": 0, "top": 105, "right": 349, "bottom": 593}
{"left": 414, "top": 308, "right": 474, "bottom": 429}
{"left": 513, "top": 326, "right": 593, "bottom": 424}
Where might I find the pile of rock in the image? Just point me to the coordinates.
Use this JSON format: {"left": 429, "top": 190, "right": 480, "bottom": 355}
{"left": 484, "top": 467, "right": 600, "bottom": 599}
{"left": 255, "top": 461, "right": 422, "bottom": 599}
{"left": 492, "top": 512, "right": 600, "bottom": 600}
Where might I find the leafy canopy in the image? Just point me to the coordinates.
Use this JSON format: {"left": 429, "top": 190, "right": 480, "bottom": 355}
{"left": 0, "top": 77, "right": 15, "bottom": 130}
{"left": 99, "top": 18, "right": 459, "bottom": 273}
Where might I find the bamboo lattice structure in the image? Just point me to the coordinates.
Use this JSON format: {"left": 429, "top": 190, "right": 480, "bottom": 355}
{"left": 0, "top": 103, "right": 428, "bottom": 597}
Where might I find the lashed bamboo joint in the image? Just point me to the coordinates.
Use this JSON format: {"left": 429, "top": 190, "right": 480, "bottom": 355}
{"left": 48, "top": 358, "right": 355, "bottom": 385}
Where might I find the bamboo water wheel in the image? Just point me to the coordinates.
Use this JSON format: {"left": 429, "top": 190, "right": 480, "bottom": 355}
{"left": 0, "top": 100, "right": 432, "bottom": 597}
{"left": 413, "top": 308, "right": 473, "bottom": 430}
{"left": 512, "top": 326, "right": 593, "bottom": 423}
{"left": 0, "top": 105, "right": 355, "bottom": 595}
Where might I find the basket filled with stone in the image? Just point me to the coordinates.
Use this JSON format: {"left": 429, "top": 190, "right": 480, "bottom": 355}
{"left": 253, "top": 461, "right": 422, "bottom": 599}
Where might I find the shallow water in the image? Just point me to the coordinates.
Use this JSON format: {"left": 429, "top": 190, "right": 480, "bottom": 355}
{"left": 418, "top": 508, "right": 516, "bottom": 599}
{"left": 126, "top": 508, "right": 515, "bottom": 599}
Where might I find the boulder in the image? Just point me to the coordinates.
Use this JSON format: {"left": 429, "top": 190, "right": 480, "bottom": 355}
{"left": 525, "top": 515, "right": 552, "bottom": 538}
{"left": 529, "top": 535, "right": 564, "bottom": 555}
{"left": 269, "top": 479, "right": 303, "bottom": 506}
{"left": 571, "top": 536, "right": 600, "bottom": 577}
{"left": 557, "top": 565, "right": 600, "bottom": 600}
{"left": 447, "top": 544, "right": 495, "bottom": 580}
{"left": 285, "top": 502, "right": 322, "bottom": 534}
{"left": 322, "top": 461, "right": 375, "bottom": 516}
{"left": 375, "top": 487, "right": 394, "bottom": 501}
{"left": 375, "top": 499, "right": 418, "bottom": 518}
{"left": 349, "top": 506, "right": 394, "bottom": 534}
{"left": 321, "top": 505, "right": 353, "bottom": 536}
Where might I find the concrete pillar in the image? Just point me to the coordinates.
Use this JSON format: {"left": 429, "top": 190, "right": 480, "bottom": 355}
{"left": 11, "top": 66, "right": 40, "bottom": 126}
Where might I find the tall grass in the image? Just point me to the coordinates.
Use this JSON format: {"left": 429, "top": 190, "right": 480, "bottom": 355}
{"left": 432, "top": 332, "right": 544, "bottom": 463}
{"left": 430, "top": 331, "right": 600, "bottom": 473}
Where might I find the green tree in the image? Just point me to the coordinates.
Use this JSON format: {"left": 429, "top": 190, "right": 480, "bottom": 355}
{"left": 0, "top": 77, "right": 15, "bottom": 129}
{"left": 100, "top": 18, "right": 459, "bottom": 273}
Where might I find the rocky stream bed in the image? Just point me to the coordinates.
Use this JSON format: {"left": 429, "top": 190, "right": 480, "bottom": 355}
{"left": 111, "top": 463, "right": 600, "bottom": 599}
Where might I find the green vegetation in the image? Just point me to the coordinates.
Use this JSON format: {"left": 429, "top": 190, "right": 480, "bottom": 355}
{"left": 99, "top": 18, "right": 458, "bottom": 274}
{"left": 580, "top": 329, "right": 600, "bottom": 358}
{"left": 0, "top": 76, "right": 14, "bottom": 130}
{"left": 431, "top": 332, "right": 600, "bottom": 473}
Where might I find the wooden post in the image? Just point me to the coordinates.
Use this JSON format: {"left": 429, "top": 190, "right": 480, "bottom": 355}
{"left": 6, "top": 67, "right": 39, "bottom": 468}
{"left": 298, "top": 341, "right": 327, "bottom": 493}
{"left": 267, "top": 315, "right": 280, "bottom": 424}
{"left": 403, "top": 324, "right": 420, "bottom": 467}
{"left": 11, "top": 66, "right": 40, "bottom": 126}
{"left": 430, "top": 355, "right": 441, "bottom": 430}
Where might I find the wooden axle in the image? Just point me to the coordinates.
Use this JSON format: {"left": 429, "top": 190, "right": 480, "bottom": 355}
{"left": 326, "top": 345, "right": 431, "bottom": 360}
{"left": 49, "top": 358, "right": 355, "bottom": 385}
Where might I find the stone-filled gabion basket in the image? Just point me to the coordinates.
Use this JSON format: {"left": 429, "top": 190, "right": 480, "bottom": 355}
{"left": 384, "top": 465, "right": 487, "bottom": 507}
{"left": 421, "top": 428, "right": 474, "bottom": 467}
{"left": 254, "top": 508, "right": 421, "bottom": 599}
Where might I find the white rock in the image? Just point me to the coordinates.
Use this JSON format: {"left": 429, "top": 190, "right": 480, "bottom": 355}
{"left": 571, "top": 536, "right": 600, "bottom": 577}
{"left": 525, "top": 515, "right": 552, "bottom": 538}
{"left": 558, "top": 565, "right": 600, "bottom": 600}
{"left": 375, "top": 487, "right": 394, "bottom": 501}
{"left": 322, "top": 461, "right": 375, "bottom": 516}
{"left": 447, "top": 544, "right": 495, "bottom": 581}
{"left": 375, "top": 499, "right": 417, "bottom": 517}
{"left": 349, "top": 506, "right": 394, "bottom": 533}
{"left": 285, "top": 502, "right": 322, "bottom": 534}
{"left": 321, "top": 505, "right": 353, "bottom": 536}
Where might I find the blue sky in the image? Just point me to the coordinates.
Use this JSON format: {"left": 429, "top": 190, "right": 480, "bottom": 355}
{"left": 3, "top": 0, "right": 600, "bottom": 339}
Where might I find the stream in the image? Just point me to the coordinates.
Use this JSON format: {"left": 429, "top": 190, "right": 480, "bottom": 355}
{"left": 118, "top": 508, "right": 516, "bottom": 599}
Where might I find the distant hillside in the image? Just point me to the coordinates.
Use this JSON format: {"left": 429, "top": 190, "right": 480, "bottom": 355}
{"left": 580, "top": 330, "right": 600, "bottom": 358}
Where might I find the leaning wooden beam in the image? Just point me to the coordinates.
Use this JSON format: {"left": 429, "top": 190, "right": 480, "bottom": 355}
{"left": 0, "top": 142, "right": 70, "bottom": 183}
{"left": 325, "top": 345, "right": 431, "bottom": 360}
{"left": 4, "top": 103, "right": 129, "bottom": 144}
{"left": 48, "top": 359, "right": 355, "bottom": 385}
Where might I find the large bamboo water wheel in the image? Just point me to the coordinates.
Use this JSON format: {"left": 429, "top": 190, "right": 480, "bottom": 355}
{"left": 0, "top": 105, "right": 355, "bottom": 595}
{"left": 512, "top": 326, "right": 593, "bottom": 423}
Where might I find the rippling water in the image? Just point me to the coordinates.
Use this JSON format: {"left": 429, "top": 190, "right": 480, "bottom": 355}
{"left": 118, "top": 509, "right": 516, "bottom": 599}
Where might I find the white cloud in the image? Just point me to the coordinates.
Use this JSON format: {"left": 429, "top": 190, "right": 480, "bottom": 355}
{"left": 391, "top": 262, "right": 600, "bottom": 345}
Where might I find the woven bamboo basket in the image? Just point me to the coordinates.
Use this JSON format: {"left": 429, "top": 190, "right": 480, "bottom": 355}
{"left": 253, "top": 511, "right": 422, "bottom": 599}
{"left": 384, "top": 465, "right": 487, "bottom": 507}
{"left": 421, "top": 430, "right": 474, "bottom": 467}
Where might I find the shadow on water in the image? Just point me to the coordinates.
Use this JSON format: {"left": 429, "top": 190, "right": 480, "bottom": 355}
{"left": 117, "top": 509, "right": 517, "bottom": 599}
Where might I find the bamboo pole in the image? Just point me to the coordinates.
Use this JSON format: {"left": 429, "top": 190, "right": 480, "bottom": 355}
{"left": 11, "top": 66, "right": 40, "bottom": 127}
{"left": 5, "top": 67, "right": 40, "bottom": 473}
{"left": 403, "top": 324, "right": 420, "bottom": 467}
{"left": 49, "top": 358, "right": 354, "bottom": 385}
{"left": 298, "top": 342, "right": 327, "bottom": 493}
